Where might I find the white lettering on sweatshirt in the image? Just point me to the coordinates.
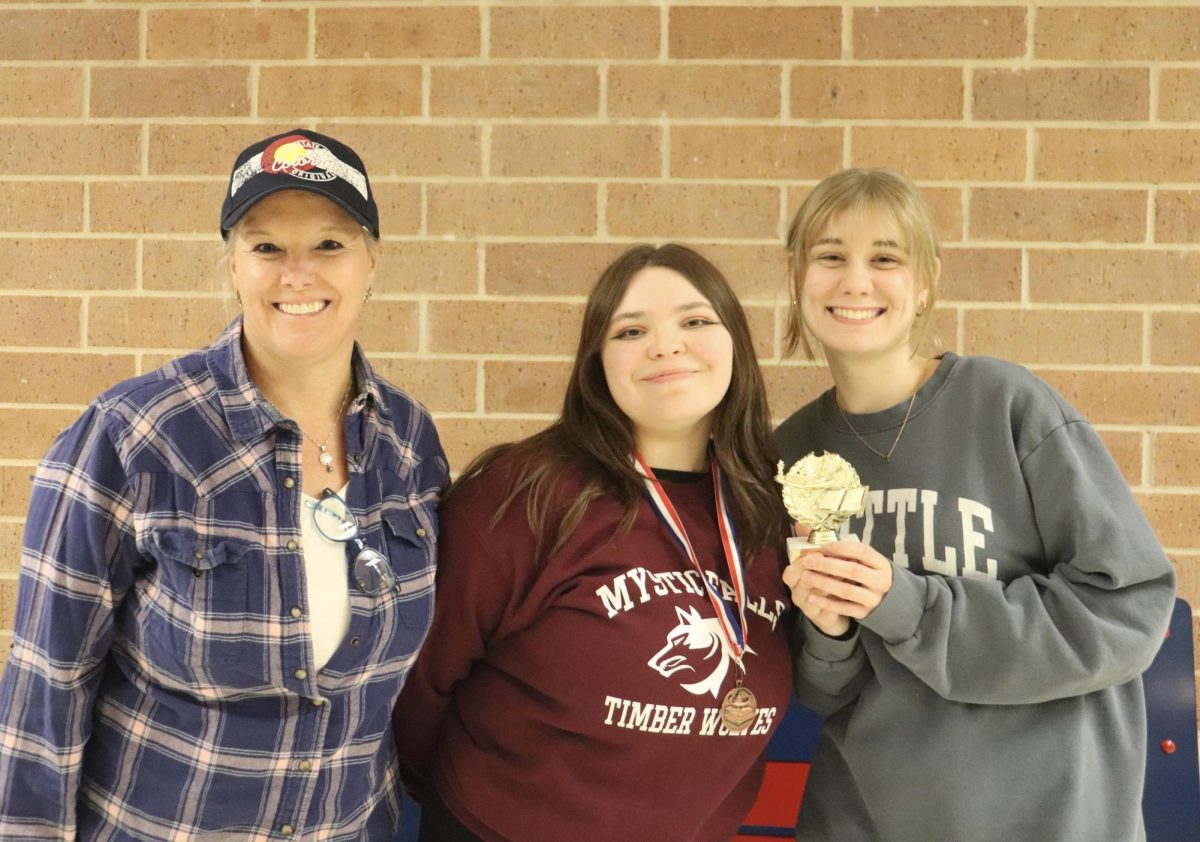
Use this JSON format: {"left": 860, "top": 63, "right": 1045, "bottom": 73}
{"left": 601, "top": 695, "right": 777, "bottom": 737}
{"left": 839, "top": 488, "right": 999, "bottom": 581}
{"left": 595, "top": 568, "right": 788, "bottom": 629}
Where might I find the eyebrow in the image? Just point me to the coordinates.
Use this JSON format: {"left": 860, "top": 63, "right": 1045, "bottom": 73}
{"left": 241, "top": 224, "right": 359, "bottom": 237}
{"left": 611, "top": 301, "right": 715, "bottom": 322}
{"left": 811, "top": 237, "right": 907, "bottom": 251}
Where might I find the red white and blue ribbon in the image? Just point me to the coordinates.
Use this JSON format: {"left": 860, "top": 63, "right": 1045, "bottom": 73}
{"left": 635, "top": 452, "right": 749, "bottom": 670}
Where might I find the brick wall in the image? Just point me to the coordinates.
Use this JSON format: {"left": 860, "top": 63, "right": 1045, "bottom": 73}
{"left": 2, "top": 1, "right": 1198, "bottom": 734}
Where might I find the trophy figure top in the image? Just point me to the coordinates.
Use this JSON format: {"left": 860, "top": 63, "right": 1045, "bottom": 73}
{"left": 775, "top": 452, "right": 868, "bottom": 546}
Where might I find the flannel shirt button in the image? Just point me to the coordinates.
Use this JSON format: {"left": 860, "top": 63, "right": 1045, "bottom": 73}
{"left": 311, "top": 697, "right": 325, "bottom": 707}
{"left": 415, "top": 527, "right": 426, "bottom": 538}
{"left": 287, "top": 539, "right": 298, "bottom": 551}
{"left": 350, "top": 636, "right": 360, "bottom": 646}
{"left": 193, "top": 549, "right": 204, "bottom": 560}
{"left": 283, "top": 477, "right": 295, "bottom": 489}
{"left": 192, "top": 568, "right": 203, "bottom": 578}
{"left": 294, "top": 668, "right": 308, "bottom": 681}
{"left": 298, "top": 760, "right": 312, "bottom": 772}
{"left": 280, "top": 824, "right": 294, "bottom": 837}
{"left": 290, "top": 606, "right": 302, "bottom": 619}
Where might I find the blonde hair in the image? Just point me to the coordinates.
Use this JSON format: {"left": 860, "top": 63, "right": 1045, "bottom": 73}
{"left": 784, "top": 168, "right": 941, "bottom": 359}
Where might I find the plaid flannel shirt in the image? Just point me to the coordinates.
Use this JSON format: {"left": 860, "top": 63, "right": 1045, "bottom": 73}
{"left": 0, "top": 319, "right": 448, "bottom": 840}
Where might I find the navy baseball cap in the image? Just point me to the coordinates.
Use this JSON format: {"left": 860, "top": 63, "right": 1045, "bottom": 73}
{"left": 220, "top": 129, "right": 379, "bottom": 239}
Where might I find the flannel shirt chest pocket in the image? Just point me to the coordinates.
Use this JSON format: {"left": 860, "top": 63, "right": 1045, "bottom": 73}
{"left": 380, "top": 503, "right": 437, "bottom": 631}
{"left": 150, "top": 528, "right": 251, "bottom": 607}
{"left": 132, "top": 476, "right": 271, "bottom": 685}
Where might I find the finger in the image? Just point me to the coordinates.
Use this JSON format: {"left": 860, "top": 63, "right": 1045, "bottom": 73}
{"left": 801, "top": 571, "right": 884, "bottom": 610}
{"left": 782, "top": 562, "right": 806, "bottom": 590}
{"left": 804, "top": 588, "right": 872, "bottom": 620}
{"left": 789, "top": 578, "right": 845, "bottom": 617}
{"left": 787, "top": 580, "right": 820, "bottom": 610}
{"left": 798, "top": 591, "right": 848, "bottom": 628}
{"left": 793, "top": 577, "right": 854, "bottom": 608}
{"left": 801, "top": 554, "right": 879, "bottom": 586}
{"left": 803, "top": 553, "right": 895, "bottom": 591}
{"left": 801, "top": 570, "right": 888, "bottom": 604}
{"left": 810, "top": 541, "right": 888, "bottom": 568}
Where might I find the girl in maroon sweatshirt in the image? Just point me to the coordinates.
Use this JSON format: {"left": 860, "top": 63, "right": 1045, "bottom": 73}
{"left": 394, "top": 244, "right": 795, "bottom": 841}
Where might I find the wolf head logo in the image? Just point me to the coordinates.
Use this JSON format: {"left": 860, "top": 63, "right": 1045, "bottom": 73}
{"left": 647, "top": 604, "right": 752, "bottom": 698}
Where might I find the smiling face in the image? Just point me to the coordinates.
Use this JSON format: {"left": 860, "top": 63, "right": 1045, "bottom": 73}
{"left": 800, "top": 205, "right": 932, "bottom": 370}
{"left": 229, "top": 189, "right": 376, "bottom": 373}
{"left": 600, "top": 266, "right": 734, "bottom": 451}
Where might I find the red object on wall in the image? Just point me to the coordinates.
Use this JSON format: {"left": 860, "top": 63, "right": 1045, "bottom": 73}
{"left": 743, "top": 762, "right": 810, "bottom": 825}
{"left": 733, "top": 761, "right": 812, "bottom": 839}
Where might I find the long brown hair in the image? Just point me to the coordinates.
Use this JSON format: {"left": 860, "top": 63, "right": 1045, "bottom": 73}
{"left": 451, "top": 243, "right": 786, "bottom": 562}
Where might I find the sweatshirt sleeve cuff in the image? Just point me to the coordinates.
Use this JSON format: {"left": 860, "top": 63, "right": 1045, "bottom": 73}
{"left": 861, "top": 564, "right": 926, "bottom": 644}
{"left": 801, "top": 617, "right": 861, "bottom": 663}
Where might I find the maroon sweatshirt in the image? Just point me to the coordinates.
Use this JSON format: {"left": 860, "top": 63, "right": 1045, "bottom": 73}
{"left": 394, "top": 461, "right": 794, "bottom": 841}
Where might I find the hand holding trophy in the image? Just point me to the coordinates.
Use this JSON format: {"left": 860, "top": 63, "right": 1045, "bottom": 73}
{"left": 777, "top": 453, "right": 884, "bottom": 635}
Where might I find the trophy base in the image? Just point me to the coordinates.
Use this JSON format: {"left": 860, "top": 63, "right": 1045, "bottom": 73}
{"left": 786, "top": 531, "right": 838, "bottom": 562}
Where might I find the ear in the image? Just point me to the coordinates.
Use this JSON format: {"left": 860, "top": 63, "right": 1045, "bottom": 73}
{"left": 227, "top": 249, "right": 240, "bottom": 295}
{"left": 677, "top": 605, "right": 703, "bottom": 624}
{"left": 364, "top": 235, "right": 379, "bottom": 282}
{"left": 919, "top": 256, "right": 940, "bottom": 311}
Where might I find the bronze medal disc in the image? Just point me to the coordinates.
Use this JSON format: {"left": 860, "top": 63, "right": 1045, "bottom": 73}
{"left": 720, "top": 685, "right": 758, "bottom": 733}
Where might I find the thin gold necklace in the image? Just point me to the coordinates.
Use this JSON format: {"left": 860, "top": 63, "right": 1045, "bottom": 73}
{"left": 837, "top": 390, "right": 917, "bottom": 464}
{"left": 297, "top": 381, "right": 353, "bottom": 473}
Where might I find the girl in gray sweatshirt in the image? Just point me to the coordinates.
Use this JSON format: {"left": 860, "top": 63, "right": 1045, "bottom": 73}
{"left": 774, "top": 167, "right": 1176, "bottom": 842}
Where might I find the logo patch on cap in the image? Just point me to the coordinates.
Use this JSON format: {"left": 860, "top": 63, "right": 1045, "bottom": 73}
{"left": 229, "top": 134, "right": 370, "bottom": 202}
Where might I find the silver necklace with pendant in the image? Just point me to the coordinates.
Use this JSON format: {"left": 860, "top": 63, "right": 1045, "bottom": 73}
{"left": 837, "top": 391, "right": 916, "bottom": 463}
{"left": 836, "top": 358, "right": 934, "bottom": 463}
{"left": 298, "top": 381, "right": 353, "bottom": 473}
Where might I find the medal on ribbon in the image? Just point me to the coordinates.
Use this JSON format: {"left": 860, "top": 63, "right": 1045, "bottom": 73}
{"left": 636, "top": 453, "right": 758, "bottom": 733}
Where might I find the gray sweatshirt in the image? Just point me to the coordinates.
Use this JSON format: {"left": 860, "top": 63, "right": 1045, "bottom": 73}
{"left": 774, "top": 352, "right": 1176, "bottom": 842}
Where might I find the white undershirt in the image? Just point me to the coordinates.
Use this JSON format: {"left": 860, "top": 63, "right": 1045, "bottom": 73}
{"left": 300, "top": 486, "right": 353, "bottom": 672}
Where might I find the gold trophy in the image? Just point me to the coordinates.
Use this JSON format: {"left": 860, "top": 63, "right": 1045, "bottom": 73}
{"left": 775, "top": 453, "right": 868, "bottom": 561}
